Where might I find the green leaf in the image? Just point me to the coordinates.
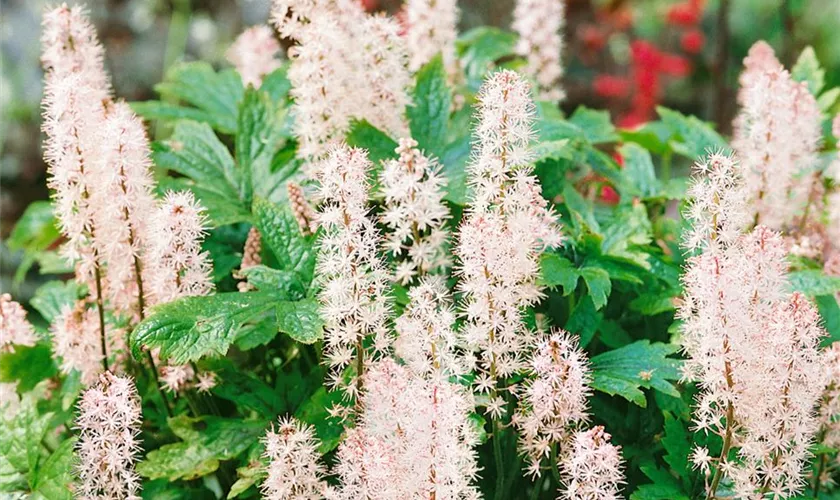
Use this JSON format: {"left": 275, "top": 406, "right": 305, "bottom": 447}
{"left": 620, "top": 143, "right": 659, "bottom": 199}
{"left": 532, "top": 139, "right": 573, "bottom": 164}
{"left": 296, "top": 387, "right": 345, "bottom": 454}
{"left": 252, "top": 198, "right": 317, "bottom": 287}
{"left": 137, "top": 416, "right": 266, "bottom": 481}
{"left": 0, "top": 344, "right": 57, "bottom": 393}
{"left": 259, "top": 66, "right": 292, "bottom": 103}
{"left": 661, "top": 413, "right": 691, "bottom": 480}
{"left": 408, "top": 55, "right": 452, "bottom": 158}
{"left": 7, "top": 201, "right": 60, "bottom": 254}
{"left": 580, "top": 266, "right": 611, "bottom": 310}
{"left": 817, "top": 295, "right": 840, "bottom": 346}
{"left": 788, "top": 270, "right": 840, "bottom": 297}
{"left": 30, "top": 281, "right": 83, "bottom": 323}
{"left": 152, "top": 121, "right": 249, "bottom": 225}
{"left": 456, "top": 27, "right": 518, "bottom": 90}
{"left": 657, "top": 107, "right": 728, "bottom": 160}
{"left": 345, "top": 120, "right": 399, "bottom": 165}
{"left": 153, "top": 62, "right": 244, "bottom": 134}
{"left": 131, "top": 292, "right": 277, "bottom": 364}
{"left": 241, "top": 265, "right": 305, "bottom": 299}
{"left": 235, "top": 88, "right": 294, "bottom": 206}
{"left": 441, "top": 134, "right": 471, "bottom": 204}
{"left": 631, "top": 463, "right": 690, "bottom": 500}
{"left": 276, "top": 298, "right": 324, "bottom": 344}
{"left": 817, "top": 87, "right": 840, "bottom": 112}
{"left": 130, "top": 101, "right": 216, "bottom": 127}
{"left": 590, "top": 341, "right": 682, "bottom": 407}
{"left": 30, "top": 438, "right": 75, "bottom": 500}
{"left": 569, "top": 107, "right": 618, "bottom": 144}
{"left": 566, "top": 295, "right": 602, "bottom": 348}
{"left": 228, "top": 460, "right": 266, "bottom": 499}
{"left": 791, "top": 46, "right": 825, "bottom": 96}
{"left": 210, "top": 367, "right": 285, "bottom": 419}
{"left": 539, "top": 253, "right": 580, "bottom": 296}
{"left": 630, "top": 291, "right": 677, "bottom": 316}
{"left": 0, "top": 401, "right": 51, "bottom": 488}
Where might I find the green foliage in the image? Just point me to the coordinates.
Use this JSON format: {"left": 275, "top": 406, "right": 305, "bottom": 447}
{"left": 137, "top": 416, "right": 266, "bottom": 481}
{"left": 132, "top": 62, "right": 245, "bottom": 134}
{"left": 590, "top": 341, "right": 682, "bottom": 407}
{"left": 7, "top": 201, "right": 62, "bottom": 285}
{"left": 408, "top": 55, "right": 453, "bottom": 158}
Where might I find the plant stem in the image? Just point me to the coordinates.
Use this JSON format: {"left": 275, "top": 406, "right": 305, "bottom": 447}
{"left": 661, "top": 150, "right": 672, "bottom": 183}
{"left": 550, "top": 443, "right": 563, "bottom": 487}
{"left": 93, "top": 265, "right": 109, "bottom": 372}
{"left": 493, "top": 415, "right": 505, "bottom": 500}
{"left": 706, "top": 402, "right": 734, "bottom": 500}
{"left": 712, "top": 0, "right": 731, "bottom": 129}
{"left": 814, "top": 452, "right": 827, "bottom": 497}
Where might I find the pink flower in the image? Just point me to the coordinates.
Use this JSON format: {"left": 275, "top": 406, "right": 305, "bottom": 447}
{"left": 512, "top": 0, "right": 566, "bottom": 101}
{"left": 315, "top": 145, "right": 392, "bottom": 395}
{"left": 262, "top": 417, "right": 332, "bottom": 499}
{"left": 404, "top": 0, "right": 460, "bottom": 74}
{"left": 560, "top": 426, "right": 625, "bottom": 499}
{"left": 226, "top": 25, "right": 282, "bottom": 87}
{"left": 0, "top": 294, "right": 37, "bottom": 352}
{"left": 457, "top": 71, "right": 562, "bottom": 393}
{"left": 75, "top": 372, "right": 142, "bottom": 499}
{"left": 380, "top": 138, "right": 451, "bottom": 284}
{"left": 146, "top": 191, "right": 214, "bottom": 305}
{"left": 515, "top": 330, "right": 591, "bottom": 476}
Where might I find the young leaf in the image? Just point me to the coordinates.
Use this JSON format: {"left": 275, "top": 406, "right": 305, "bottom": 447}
{"left": 137, "top": 416, "right": 266, "bottom": 481}
{"left": 345, "top": 120, "right": 399, "bottom": 165}
{"left": 456, "top": 27, "right": 517, "bottom": 91}
{"left": 152, "top": 121, "right": 249, "bottom": 225}
{"left": 791, "top": 46, "right": 825, "bottom": 96}
{"left": 30, "top": 281, "right": 84, "bottom": 324}
{"left": 408, "top": 55, "right": 452, "bottom": 158}
{"left": 539, "top": 253, "right": 580, "bottom": 296}
{"left": 590, "top": 341, "right": 682, "bottom": 407}
{"left": 252, "top": 198, "right": 317, "bottom": 287}
{"left": 580, "top": 266, "right": 611, "bottom": 310}
{"left": 150, "top": 62, "right": 244, "bottom": 134}
{"left": 657, "top": 107, "right": 728, "bottom": 160}
{"left": 566, "top": 295, "right": 602, "bottom": 348}
{"left": 569, "top": 107, "right": 618, "bottom": 144}
{"left": 619, "top": 143, "right": 659, "bottom": 199}
{"left": 235, "top": 88, "right": 294, "bottom": 205}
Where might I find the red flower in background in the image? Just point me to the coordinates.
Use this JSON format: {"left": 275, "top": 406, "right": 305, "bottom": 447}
{"left": 681, "top": 29, "right": 706, "bottom": 54}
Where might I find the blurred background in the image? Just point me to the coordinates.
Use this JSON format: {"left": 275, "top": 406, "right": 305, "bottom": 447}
{"left": 2, "top": 0, "right": 839, "bottom": 298}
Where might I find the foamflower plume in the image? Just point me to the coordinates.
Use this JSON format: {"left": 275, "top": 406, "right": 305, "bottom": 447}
{"left": 512, "top": 0, "right": 566, "bottom": 101}
{"left": 680, "top": 150, "right": 826, "bottom": 498}
{"left": 75, "top": 372, "right": 142, "bottom": 499}
{"left": 226, "top": 25, "right": 282, "bottom": 87}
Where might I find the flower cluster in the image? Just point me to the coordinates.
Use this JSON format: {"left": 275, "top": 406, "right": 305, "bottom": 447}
{"left": 95, "top": 101, "right": 157, "bottom": 318}
{"left": 52, "top": 300, "right": 124, "bottom": 385}
{"left": 262, "top": 417, "right": 332, "bottom": 499}
{"left": 680, "top": 151, "right": 826, "bottom": 498}
{"left": 226, "top": 25, "right": 282, "bottom": 87}
{"left": 394, "top": 276, "right": 466, "bottom": 378}
{"left": 315, "top": 145, "right": 392, "bottom": 398}
{"left": 733, "top": 41, "right": 822, "bottom": 230}
{"left": 235, "top": 226, "right": 263, "bottom": 292}
{"left": 271, "top": 0, "right": 410, "bottom": 161}
{"left": 380, "top": 138, "right": 451, "bottom": 284}
{"left": 288, "top": 181, "right": 318, "bottom": 235}
{"left": 512, "top": 0, "right": 565, "bottom": 101}
{"left": 457, "top": 70, "right": 562, "bottom": 396}
{"left": 560, "top": 426, "right": 625, "bottom": 500}
{"left": 334, "top": 358, "right": 481, "bottom": 499}
{"left": 403, "top": 0, "right": 460, "bottom": 75}
{"left": 146, "top": 191, "right": 213, "bottom": 305}
{"left": 0, "top": 294, "right": 37, "bottom": 353}
{"left": 75, "top": 372, "right": 142, "bottom": 499}
{"left": 515, "top": 330, "right": 591, "bottom": 477}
